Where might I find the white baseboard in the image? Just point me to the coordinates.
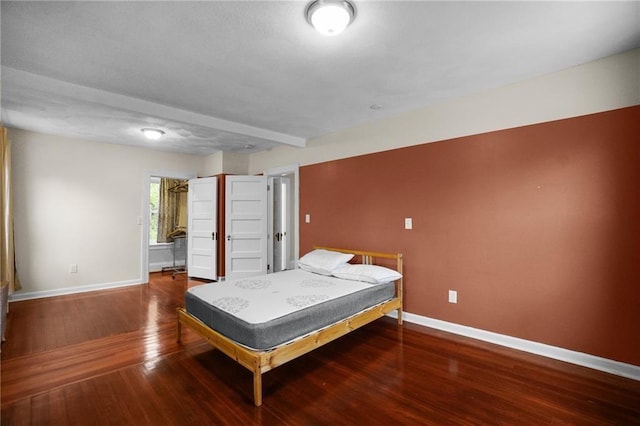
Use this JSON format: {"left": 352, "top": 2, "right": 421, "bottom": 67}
{"left": 388, "top": 311, "right": 640, "bottom": 381}
{"left": 149, "top": 261, "right": 181, "bottom": 273}
{"left": 8, "top": 279, "right": 144, "bottom": 302}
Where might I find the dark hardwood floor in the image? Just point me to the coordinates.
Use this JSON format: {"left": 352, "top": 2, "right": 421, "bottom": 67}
{"left": 2, "top": 273, "right": 639, "bottom": 425}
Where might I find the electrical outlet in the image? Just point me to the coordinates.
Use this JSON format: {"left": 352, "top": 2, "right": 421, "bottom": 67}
{"left": 448, "top": 290, "right": 457, "bottom": 304}
{"left": 69, "top": 264, "right": 78, "bottom": 274}
{"left": 404, "top": 217, "right": 413, "bottom": 229}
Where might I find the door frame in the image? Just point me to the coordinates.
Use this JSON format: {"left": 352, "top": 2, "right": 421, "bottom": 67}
{"left": 141, "top": 170, "right": 197, "bottom": 284}
{"left": 264, "top": 164, "right": 299, "bottom": 270}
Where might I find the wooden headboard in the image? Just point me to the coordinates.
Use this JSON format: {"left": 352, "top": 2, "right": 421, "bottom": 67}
{"left": 313, "top": 245, "right": 403, "bottom": 272}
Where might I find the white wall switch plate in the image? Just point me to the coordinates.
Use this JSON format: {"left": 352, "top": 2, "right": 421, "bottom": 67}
{"left": 404, "top": 217, "right": 413, "bottom": 229}
{"left": 305, "top": 214, "right": 311, "bottom": 223}
{"left": 448, "top": 290, "right": 457, "bottom": 304}
{"left": 69, "top": 264, "right": 78, "bottom": 274}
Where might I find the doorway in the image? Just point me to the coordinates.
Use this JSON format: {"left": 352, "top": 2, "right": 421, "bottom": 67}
{"left": 141, "top": 165, "right": 298, "bottom": 283}
{"left": 264, "top": 165, "right": 299, "bottom": 273}
{"left": 141, "top": 170, "right": 196, "bottom": 283}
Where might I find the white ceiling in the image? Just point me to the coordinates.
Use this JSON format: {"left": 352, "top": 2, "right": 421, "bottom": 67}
{"left": 2, "top": 1, "right": 639, "bottom": 155}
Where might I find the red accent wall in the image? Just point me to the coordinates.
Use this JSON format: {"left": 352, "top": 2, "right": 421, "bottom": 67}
{"left": 300, "top": 106, "right": 640, "bottom": 366}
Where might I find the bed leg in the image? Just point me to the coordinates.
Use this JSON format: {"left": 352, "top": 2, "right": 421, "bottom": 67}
{"left": 176, "top": 312, "right": 182, "bottom": 343}
{"left": 253, "top": 371, "right": 263, "bottom": 407}
{"left": 397, "top": 309, "right": 403, "bottom": 326}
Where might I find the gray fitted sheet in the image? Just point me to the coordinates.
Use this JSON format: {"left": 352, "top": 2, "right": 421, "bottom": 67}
{"left": 185, "top": 276, "right": 395, "bottom": 351}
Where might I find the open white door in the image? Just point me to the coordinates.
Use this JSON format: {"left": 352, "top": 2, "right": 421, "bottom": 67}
{"left": 187, "top": 177, "right": 217, "bottom": 280}
{"left": 225, "top": 175, "right": 268, "bottom": 280}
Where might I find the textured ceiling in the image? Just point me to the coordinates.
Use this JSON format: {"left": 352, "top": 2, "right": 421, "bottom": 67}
{"left": 1, "top": 1, "right": 639, "bottom": 155}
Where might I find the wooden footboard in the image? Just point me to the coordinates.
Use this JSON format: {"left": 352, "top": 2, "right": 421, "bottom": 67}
{"left": 177, "top": 248, "right": 403, "bottom": 406}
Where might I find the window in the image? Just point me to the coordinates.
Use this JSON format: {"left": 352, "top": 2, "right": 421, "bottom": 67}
{"left": 149, "top": 177, "right": 160, "bottom": 244}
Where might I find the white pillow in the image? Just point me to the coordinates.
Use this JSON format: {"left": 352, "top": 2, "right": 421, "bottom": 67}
{"left": 298, "top": 249, "right": 354, "bottom": 276}
{"left": 332, "top": 264, "right": 402, "bottom": 284}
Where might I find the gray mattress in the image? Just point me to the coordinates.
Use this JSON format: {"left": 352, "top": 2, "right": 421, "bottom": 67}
{"left": 185, "top": 274, "right": 395, "bottom": 351}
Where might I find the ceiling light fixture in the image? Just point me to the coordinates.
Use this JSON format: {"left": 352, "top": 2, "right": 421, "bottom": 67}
{"left": 306, "top": 0, "right": 356, "bottom": 36}
{"left": 141, "top": 128, "right": 165, "bottom": 140}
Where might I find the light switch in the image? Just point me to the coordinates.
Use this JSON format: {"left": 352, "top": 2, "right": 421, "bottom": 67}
{"left": 404, "top": 218, "right": 413, "bottom": 229}
{"left": 305, "top": 214, "right": 311, "bottom": 223}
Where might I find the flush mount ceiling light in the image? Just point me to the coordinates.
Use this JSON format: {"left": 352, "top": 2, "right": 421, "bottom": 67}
{"left": 141, "top": 128, "right": 165, "bottom": 140}
{"left": 306, "top": 0, "right": 356, "bottom": 36}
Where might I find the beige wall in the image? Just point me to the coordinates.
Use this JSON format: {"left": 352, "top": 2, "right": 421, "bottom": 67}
{"left": 200, "top": 151, "right": 250, "bottom": 176}
{"left": 201, "top": 151, "right": 224, "bottom": 176}
{"left": 11, "top": 130, "right": 203, "bottom": 296}
{"left": 249, "top": 48, "right": 639, "bottom": 174}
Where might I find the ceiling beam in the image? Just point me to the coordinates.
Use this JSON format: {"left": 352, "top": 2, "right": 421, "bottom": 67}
{"left": 1, "top": 67, "right": 306, "bottom": 148}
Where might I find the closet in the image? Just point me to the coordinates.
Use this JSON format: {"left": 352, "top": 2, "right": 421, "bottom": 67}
{"left": 186, "top": 168, "right": 298, "bottom": 282}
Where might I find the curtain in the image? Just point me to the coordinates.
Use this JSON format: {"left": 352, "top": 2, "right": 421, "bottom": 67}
{"left": 1, "top": 125, "right": 20, "bottom": 293}
{"left": 156, "top": 178, "right": 182, "bottom": 243}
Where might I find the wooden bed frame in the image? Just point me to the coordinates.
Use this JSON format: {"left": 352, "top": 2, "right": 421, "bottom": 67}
{"left": 176, "top": 246, "right": 403, "bottom": 406}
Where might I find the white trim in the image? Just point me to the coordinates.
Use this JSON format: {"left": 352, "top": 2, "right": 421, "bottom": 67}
{"left": 8, "top": 279, "right": 144, "bottom": 302}
{"left": 141, "top": 170, "right": 197, "bottom": 285}
{"left": 388, "top": 311, "right": 640, "bottom": 381}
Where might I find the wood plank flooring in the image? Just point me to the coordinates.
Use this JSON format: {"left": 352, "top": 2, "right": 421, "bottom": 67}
{"left": 2, "top": 273, "right": 639, "bottom": 424}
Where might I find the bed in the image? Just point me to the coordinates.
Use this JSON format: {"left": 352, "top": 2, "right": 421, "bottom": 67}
{"left": 176, "top": 246, "right": 403, "bottom": 406}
